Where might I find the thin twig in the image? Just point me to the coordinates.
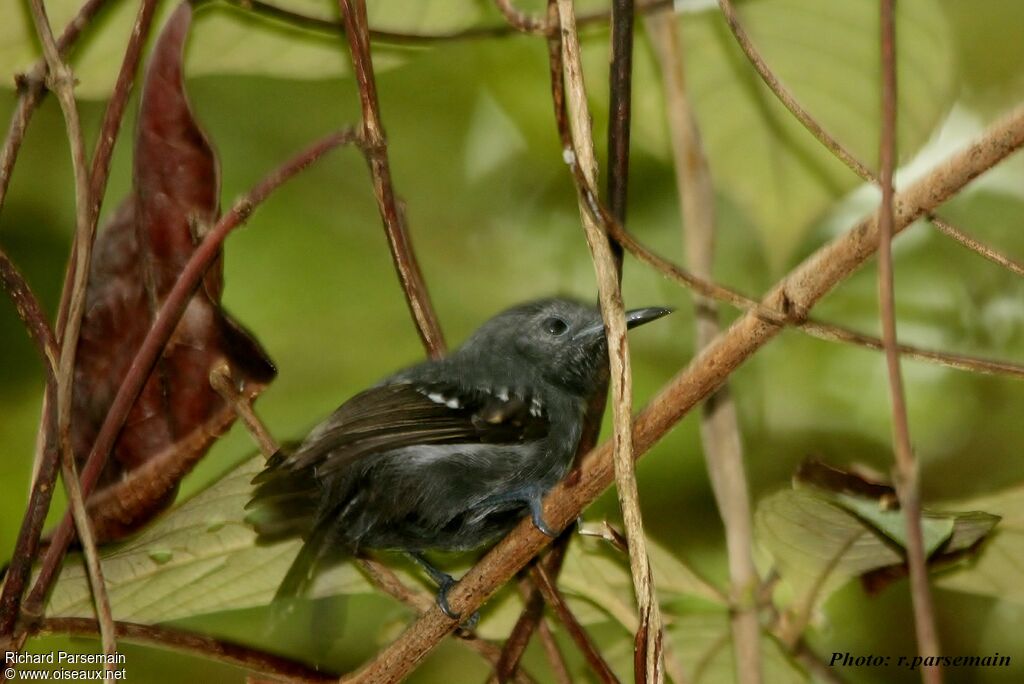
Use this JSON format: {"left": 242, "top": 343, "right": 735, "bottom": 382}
{"left": 530, "top": 563, "right": 620, "bottom": 683}
{"left": 12, "top": 130, "right": 357, "bottom": 655}
{"left": 493, "top": 0, "right": 548, "bottom": 35}
{"left": 0, "top": 250, "right": 59, "bottom": 376}
{"left": 26, "top": 0, "right": 115, "bottom": 661}
{"left": 0, "top": 0, "right": 109, "bottom": 215}
{"left": 34, "top": 618, "right": 336, "bottom": 683}
{"left": 536, "top": 616, "right": 572, "bottom": 684}
{"left": 220, "top": 0, "right": 674, "bottom": 44}
{"left": 210, "top": 364, "right": 280, "bottom": 459}
{"left": 605, "top": 0, "right": 634, "bottom": 275}
{"left": 877, "top": 4, "right": 942, "bottom": 682}
{"left": 716, "top": 0, "right": 874, "bottom": 181}
{"left": 646, "top": 13, "right": 760, "bottom": 684}
{"left": 553, "top": 1, "right": 663, "bottom": 681}
{"left": 337, "top": 0, "right": 446, "bottom": 358}
{"left": 929, "top": 216, "right": 1024, "bottom": 277}
{"left": 0, "top": 252, "right": 61, "bottom": 644}
{"left": 339, "top": 100, "right": 1024, "bottom": 684}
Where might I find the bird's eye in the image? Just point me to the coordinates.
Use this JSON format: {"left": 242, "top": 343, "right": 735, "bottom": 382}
{"left": 543, "top": 316, "right": 568, "bottom": 336}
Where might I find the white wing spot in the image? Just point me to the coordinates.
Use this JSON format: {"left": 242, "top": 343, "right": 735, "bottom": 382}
{"left": 530, "top": 397, "right": 543, "bottom": 417}
{"left": 444, "top": 397, "right": 461, "bottom": 409}
{"left": 426, "top": 391, "right": 447, "bottom": 404}
{"left": 496, "top": 387, "right": 510, "bottom": 401}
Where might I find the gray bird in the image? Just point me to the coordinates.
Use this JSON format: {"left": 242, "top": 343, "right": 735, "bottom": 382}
{"left": 246, "top": 297, "right": 670, "bottom": 618}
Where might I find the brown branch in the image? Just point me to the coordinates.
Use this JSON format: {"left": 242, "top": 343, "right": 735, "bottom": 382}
{"left": 11, "top": 129, "right": 357, "bottom": 655}
{"left": 0, "top": 250, "right": 59, "bottom": 376}
{"left": 605, "top": 0, "right": 634, "bottom": 275}
{"left": 210, "top": 364, "right": 280, "bottom": 459}
{"left": 536, "top": 616, "right": 572, "bottom": 684}
{"left": 716, "top": 0, "right": 874, "bottom": 182}
{"left": 337, "top": 0, "right": 446, "bottom": 359}
{"left": 0, "top": 252, "right": 61, "bottom": 643}
{"left": 220, "top": 0, "right": 674, "bottom": 45}
{"left": 929, "top": 216, "right": 1024, "bottom": 278}
{"left": 493, "top": 0, "right": 548, "bottom": 35}
{"left": 607, "top": 217, "right": 1024, "bottom": 379}
{"left": 25, "top": 0, "right": 116, "bottom": 661}
{"left": 339, "top": 100, "right": 1024, "bottom": 684}
{"left": 0, "top": 0, "right": 109, "bottom": 215}
{"left": 877, "top": 4, "right": 942, "bottom": 682}
{"left": 530, "top": 563, "right": 620, "bottom": 684}
{"left": 33, "top": 618, "right": 337, "bottom": 683}
{"left": 493, "top": 544, "right": 569, "bottom": 682}
{"left": 646, "top": 13, "right": 760, "bottom": 684}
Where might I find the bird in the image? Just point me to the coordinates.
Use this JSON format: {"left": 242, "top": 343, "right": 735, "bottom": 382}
{"left": 245, "top": 297, "right": 671, "bottom": 619}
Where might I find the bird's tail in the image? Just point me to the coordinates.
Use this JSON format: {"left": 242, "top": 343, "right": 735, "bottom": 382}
{"left": 274, "top": 520, "right": 333, "bottom": 602}
{"left": 245, "top": 450, "right": 319, "bottom": 543}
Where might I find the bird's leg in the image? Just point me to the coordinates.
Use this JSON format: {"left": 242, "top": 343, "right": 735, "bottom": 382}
{"left": 406, "top": 551, "right": 478, "bottom": 626}
{"left": 479, "top": 485, "right": 558, "bottom": 537}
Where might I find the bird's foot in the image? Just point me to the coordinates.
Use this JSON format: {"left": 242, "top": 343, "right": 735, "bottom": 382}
{"left": 435, "top": 577, "right": 479, "bottom": 627}
{"left": 409, "top": 551, "right": 479, "bottom": 625}
{"left": 480, "top": 487, "right": 560, "bottom": 538}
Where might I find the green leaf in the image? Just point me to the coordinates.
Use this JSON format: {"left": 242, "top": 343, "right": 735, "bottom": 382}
{"left": 823, "top": 492, "right": 955, "bottom": 556}
{"left": 936, "top": 485, "right": 1024, "bottom": 604}
{"left": 755, "top": 489, "right": 903, "bottom": 614}
{"left": 46, "top": 457, "right": 376, "bottom": 623}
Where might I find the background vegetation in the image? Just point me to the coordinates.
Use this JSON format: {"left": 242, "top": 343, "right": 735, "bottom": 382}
{"left": 2, "top": 0, "right": 1023, "bottom": 681}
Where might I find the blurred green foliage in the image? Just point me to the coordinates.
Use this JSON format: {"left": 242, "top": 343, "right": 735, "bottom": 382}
{"left": 2, "top": 0, "right": 1024, "bottom": 681}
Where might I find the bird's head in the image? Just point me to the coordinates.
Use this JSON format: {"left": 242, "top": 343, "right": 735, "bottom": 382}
{"left": 454, "top": 297, "right": 672, "bottom": 398}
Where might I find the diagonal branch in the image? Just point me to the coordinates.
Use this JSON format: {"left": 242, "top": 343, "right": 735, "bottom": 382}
{"left": 337, "top": 0, "right": 446, "bottom": 358}
{"left": 339, "top": 101, "right": 1024, "bottom": 684}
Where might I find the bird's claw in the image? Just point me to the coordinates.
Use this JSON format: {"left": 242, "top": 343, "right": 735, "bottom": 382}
{"left": 436, "top": 579, "right": 479, "bottom": 626}
{"left": 527, "top": 494, "right": 558, "bottom": 538}
{"left": 531, "top": 507, "right": 558, "bottom": 538}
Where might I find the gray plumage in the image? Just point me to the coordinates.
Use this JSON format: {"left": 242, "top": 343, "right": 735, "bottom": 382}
{"left": 245, "top": 297, "right": 670, "bottom": 613}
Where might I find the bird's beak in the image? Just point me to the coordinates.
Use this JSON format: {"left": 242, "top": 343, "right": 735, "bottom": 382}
{"left": 573, "top": 306, "right": 673, "bottom": 343}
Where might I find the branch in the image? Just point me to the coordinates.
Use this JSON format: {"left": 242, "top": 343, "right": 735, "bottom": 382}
{"left": 0, "top": 0, "right": 108, "bottom": 215}
{"left": 0, "top": 250, "right": 60, "bottom": 643}
{"left": 529, "top": 563, "right": 619, "bottom": 683}
{"left": 25, "top": 0, "right": 115, "bottom": 661}
{"left": 12, "top": 130, "right": 357, "bottom": 653}
{"left": 929, "top": 216, "right": 1024, "bottom": 278}
{"left": 33, "top": 618, "right": 337, "bottom": 683}
{"left": 220, "top": 0, "right": 675, "bottom": 45}
{"left": 340, "top": 100, "right": 1024, "bottom": 684}
{"left": 607, "top": 217, "right": 1024, "bottom": 379}
{"left": 553, "top": 0, "right": 663, "bottom": 681}
{"left": 877, "top": 4, "right": 942, "bottom": 682}
{"left": 337, "top": 0, "right": 446, "bottom": 358}
{"left": 645, "top": 13, "right": 760, "bottom": 684}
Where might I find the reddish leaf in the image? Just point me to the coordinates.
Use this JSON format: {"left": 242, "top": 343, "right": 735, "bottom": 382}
{"left": 71, "top": 3, "right": 275, "bottom": 543}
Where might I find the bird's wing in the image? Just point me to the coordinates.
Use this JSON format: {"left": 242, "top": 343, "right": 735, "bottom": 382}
{"left": 257, "top": 382, "right": 550, "bottom": 480}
